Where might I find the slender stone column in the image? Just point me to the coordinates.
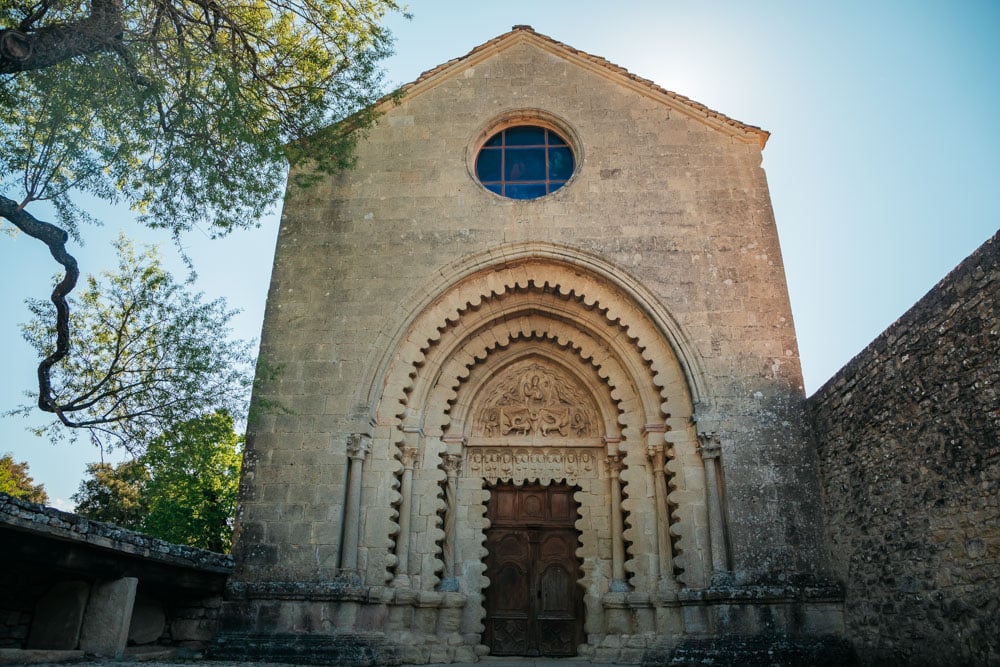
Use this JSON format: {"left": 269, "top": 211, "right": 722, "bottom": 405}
{"left": 698, "top": 431, "right": 730, "bottom": 580}
{"left": 645, "top": 423, "right": 676, "bottom": 591}
{"left": 439, "top": 452, "right": 463, "bottom": 592}
{"left": 607, "top": 453, "right": 629, "bottom": 592}
{"left": 393, "top": 428, "right": 420, "bottom": 587}
{"left": 340, "top": 433, "right": 371, "bottom": 579}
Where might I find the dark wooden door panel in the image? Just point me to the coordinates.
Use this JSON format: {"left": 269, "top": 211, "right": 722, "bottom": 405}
{"left": 484, "top": 482, "right": 583, "bottom": 657}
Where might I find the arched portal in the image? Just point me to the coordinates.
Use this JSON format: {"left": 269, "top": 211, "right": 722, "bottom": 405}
{"left": 363, "top": 247, "right": 714, "bottom": 649}
{"left": 483, "top": 480, "right": 584, "bottom": 657}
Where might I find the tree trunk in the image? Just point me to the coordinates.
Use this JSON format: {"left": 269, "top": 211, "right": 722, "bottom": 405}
{"left": 0, "top": 0, "right": 123, "bottom": 74}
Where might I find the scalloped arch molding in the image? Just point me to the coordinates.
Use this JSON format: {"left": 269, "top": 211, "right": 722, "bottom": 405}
{"left": 366, "top": 242, "right": 709, "bottom": 418}
{"left": 359, "top": 244, "right": 714, "bottom": 640}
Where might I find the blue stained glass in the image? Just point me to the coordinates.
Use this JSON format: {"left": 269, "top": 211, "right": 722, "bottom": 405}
{"left": 505, "top": 126, "right": 546, "bottom": 146}
{"left": 476, "top": 149, "right": 502, "bottom": 182}
{"left": 505, "top": 147, "right": 545, "bottom": 181}
{"left": 476, "top": 125, "right": 575, "bottom": 199}
{"left": 548, "top": 148, "right": 574, "bottom": 180}
{"left": 505, "top": 183, "right": 547, "bottom": 199}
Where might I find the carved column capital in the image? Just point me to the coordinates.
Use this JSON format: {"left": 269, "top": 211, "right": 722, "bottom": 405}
{"left": 443, "top": 452, "right": 463, "bottom": 478}
{"left": 400, "top": 446, "right": 418, "bottom": 469}
{"left": 347, "top": 433, "right": 371, "bottom": 460}
{"left": 400, "top": 426, "right": 421, "bottom": 468}
{"left": 606, "top": 454, "right": 624, "bottom": 478}
{"left": 643, "top": 423, "right": 668, "bottom": 463}
{"left": 697, "top": 431, "right": 722, "bottom": 460}
{"left": 647, "top": 444, "right": 666, "bottom": 469}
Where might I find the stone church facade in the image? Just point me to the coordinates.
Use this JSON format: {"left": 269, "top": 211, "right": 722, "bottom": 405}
{"left": 217, "top": 26, "right": 851, "bottom": 664}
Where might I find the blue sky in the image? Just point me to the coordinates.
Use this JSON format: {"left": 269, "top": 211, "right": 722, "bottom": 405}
{"left": 2, "top": 1, "right": 998, "bottom": 507}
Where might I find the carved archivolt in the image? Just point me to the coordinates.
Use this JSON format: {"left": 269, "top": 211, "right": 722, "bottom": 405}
{"left": 474, "top": 360, "right": 600, "bottom": 439}
{"left": 364, "top": 247, "right": 711, "bottom": 609}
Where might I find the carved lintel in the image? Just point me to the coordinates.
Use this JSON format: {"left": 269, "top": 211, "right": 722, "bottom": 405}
{"left": 466, "top": 446, "right": 600, "bottom": 484}
{"left": 697, "top": 431, "right": 722, "bottom": 460}
{"left": 347, "top": 433, "right": 371, "bottom": 460}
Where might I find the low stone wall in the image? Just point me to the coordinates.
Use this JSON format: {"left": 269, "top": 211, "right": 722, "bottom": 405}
{"left": 0, "top": 494, "right": 233, "bottom": 658}
{"left": 809, "top": 231, "right": 999, "bottom": 666}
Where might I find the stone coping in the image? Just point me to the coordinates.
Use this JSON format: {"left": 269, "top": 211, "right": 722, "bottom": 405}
{"left": 227, "top": 578, "right": 843, "bottom": 608}
{"left": 0, "top": 493, "right": 233, "bottom": 573}
{"left": 599, "top": 582, "right": 845, "bottom": 608}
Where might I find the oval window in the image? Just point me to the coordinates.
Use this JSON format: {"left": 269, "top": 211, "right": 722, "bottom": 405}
{"left": 475, "top": 125, "right": 575, "bottom": 200}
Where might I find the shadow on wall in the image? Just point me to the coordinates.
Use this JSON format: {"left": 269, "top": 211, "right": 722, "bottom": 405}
{"left": 809, "top": 231, "right": 999, "bottom": 667}
{"left": 0, "top": 494, "right": 232, "bottom": 661}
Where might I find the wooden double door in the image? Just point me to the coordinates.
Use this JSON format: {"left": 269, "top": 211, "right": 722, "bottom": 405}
{"left": 484, "top": 482, "right": 584, "bottom": 657}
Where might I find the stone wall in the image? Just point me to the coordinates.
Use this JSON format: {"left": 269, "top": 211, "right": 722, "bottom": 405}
{"left": 809, "top": 231, "right": 999, "bottom": 666}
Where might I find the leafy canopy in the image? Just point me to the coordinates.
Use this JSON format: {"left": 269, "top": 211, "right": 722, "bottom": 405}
{"left": 0, "top": 0, "right": 401, "bottom": 431}
{"left": 72, "top": 411, "right": 243, "bottom": 552}
{"left": 1, "top": 0, "right": 401, "bottom": 234}
{"left": 141, "top": 411, "right": 243, "bottom": 552}
{"left": 72, "top": 459, "right": 149, "bottom": 526}
{"left": 0, "top": 452, "right": 50, "bottom": 504}
{"left": 15, "top": 234, "right": 254, "bottom": 453}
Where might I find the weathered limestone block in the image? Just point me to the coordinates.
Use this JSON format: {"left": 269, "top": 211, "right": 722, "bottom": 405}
{"left": 127, "top": 593, "right": 166, "bottom": 645}
{"left": 78, "top": 577, "right": 138, "bottom": 658}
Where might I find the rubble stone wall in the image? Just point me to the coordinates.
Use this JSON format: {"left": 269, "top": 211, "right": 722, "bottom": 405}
{"left": 809, "top": 231, "right": 999, "bottom": 666}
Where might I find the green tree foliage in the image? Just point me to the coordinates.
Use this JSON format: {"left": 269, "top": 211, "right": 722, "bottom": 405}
{"left": 0, "top": 0, "right": 401, "bottom": 430}
{"left": 71, "top": 459, "right": 149, "bottom": 526}
{"left": 16, "top": 235, "right": 253, "bottom": 452}
{"left": 72, "top": 412, "right": 242, "bottom": 552}
{"left": 0, "top": 452, "right": 49, "bottom": 503}
{"left": 142, "top": 411, "right": 243, "bottom": 552}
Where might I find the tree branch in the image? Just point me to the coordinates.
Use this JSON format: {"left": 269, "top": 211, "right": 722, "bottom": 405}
{"left": 0, "top": 195, "right": 79, "bottom": 424}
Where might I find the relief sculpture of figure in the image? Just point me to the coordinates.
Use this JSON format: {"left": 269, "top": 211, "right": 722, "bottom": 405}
{"left": 476, "top": 361, "right": 598, "bottom": 438}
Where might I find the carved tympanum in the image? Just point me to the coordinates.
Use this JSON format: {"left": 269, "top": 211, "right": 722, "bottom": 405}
{"left": 475, "top": 361, "right": 599, "bottom": 438}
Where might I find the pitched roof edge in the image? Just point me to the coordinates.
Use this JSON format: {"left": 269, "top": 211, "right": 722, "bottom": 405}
{"left": 379, "top": 26, "right": 770, "bottom": 149}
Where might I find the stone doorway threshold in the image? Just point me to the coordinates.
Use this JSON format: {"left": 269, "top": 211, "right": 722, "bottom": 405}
{"left": 416, "top": 658, "right": 621, "bottom": 667}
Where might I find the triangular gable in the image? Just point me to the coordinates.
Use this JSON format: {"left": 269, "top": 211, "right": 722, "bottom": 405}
{"left": 382, "top": 25, "right": 769, "bottom": 149}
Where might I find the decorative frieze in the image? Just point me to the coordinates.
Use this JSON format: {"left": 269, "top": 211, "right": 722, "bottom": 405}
{"left": 464, "top": 446, "right": 602, "bottom": 483}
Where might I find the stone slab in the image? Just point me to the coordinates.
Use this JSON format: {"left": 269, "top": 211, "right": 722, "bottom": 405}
{"left": 25, "top": 580, "right": 90, "bottom": 650}
{"left": 78, "top": 577, "right": 138, "bottom": 657}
